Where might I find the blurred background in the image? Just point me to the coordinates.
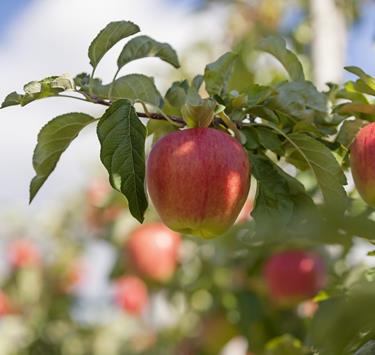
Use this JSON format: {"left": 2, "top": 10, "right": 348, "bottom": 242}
{"left": 0, "top": 0, "right": 375, "bottom": 354}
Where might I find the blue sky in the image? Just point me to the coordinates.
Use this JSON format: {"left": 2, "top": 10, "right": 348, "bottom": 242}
{"left": 347, "top": 1, "right": 375, "bottom": 76}
{"left": 0, "top": 0, "right": 31, "bottom": 37}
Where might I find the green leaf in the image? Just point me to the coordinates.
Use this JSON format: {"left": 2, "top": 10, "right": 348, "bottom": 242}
{"left": 97, "top": 99, "right": 147, "bottom": 223}
{"left": 255, "top": 126, "right": 284, "bottom": 155}
{"left": 336, "top": 119, "right": 365, "bottom": 149}
{"left": 345, "top": 66, "right": 375, "bottom": 92}
{"left": 249, "top": 153, "right": 315, "bottom": 238}
{"left": 270, "top": 81, "right": 327, "bottom": 121}
{"left": 247, "top": 106, "right": 279, "bottom": 124}
{"left": 246, "top": 84, "right": 275, "bottom": 106}
{"left": 4, "top": 75, "right": 75, "bottom": 107}
{"left": 293, "top": 121, "right": 322, "bottom": 136}
{"left": 147, "top": 120, "right": 178, "bottom": 145}
{"left": 165, "top": 80, "right": 189, "bottom": 108}
{"left": 191, "top": 75, "right": 204, "bottom": 91}
{"left": 286, "top": 133, "right": 348, "bottom": 213}
{"left": 30, "top": 113, "right": 96, "bottom": 202}
{"left": 117, "top": 35, "right": 180, "bottom": 70}
{"left": 337, "top": 103, "right": 375, "bottom": 116}
{"left": 181, "top": 93, "right": 216, "bottom": 128}
{"left": 264, "top": 334, "right": 308, "bottom": 355}
{"left": 93, "top": 74, "right": 163, "bottom": 107}
{"left": 88, "top": 21, "right": 140, "bottom": 71}
{"left": 1, "top": 92, "right": 22, "bottom": 108}
{"left": 204, "top": 52, "right": 237, "bottom": 96}
{"left": 257, "top": 36, "right": 305, "bottom": 81}
{"left": 241, "top": 127, "right": 260, "bottom": 150}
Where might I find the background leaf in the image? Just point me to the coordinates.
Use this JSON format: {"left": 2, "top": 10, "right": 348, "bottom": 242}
{"left": 97, "top": 99, "right": 147, "bottom": 223}
{"left": 30, "top": 113, "right": 96, "bottom": 202}
{"left": 308, "top": 279, "right": 375, "bottom": 355}
{"left": 264, "top": 334, "right": 309, "bottom": 355}
{"left": 257, "top": 36, "right": 305, "bottom": 81}
{"left": 88, "top": 21, "right": 140, "bottom": 70}
{"left": 117, "top": 35, "right": 180, "bottom": 70}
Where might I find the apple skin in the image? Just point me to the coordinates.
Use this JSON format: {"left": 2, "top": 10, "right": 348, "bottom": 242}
{"left": 126, "top": 223, "right": 181, "bottom": 282}
{"left": 146, "top": 128, "right": 251, "bottom": 238}
{"left": 264, "top": 250, "right": 326, "bottom": 305}
{"left": 350, "top": 123, "right": 375, "bottom": 207}
{"left": 114, "top": 276, "right": 148, "bottom": 315}
{"left": 7, "top": 240, "right": 41, "bottom": 268}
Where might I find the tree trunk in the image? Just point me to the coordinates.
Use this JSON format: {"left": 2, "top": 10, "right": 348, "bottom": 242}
{"left": 310, "top": 0, "right": 347, "bottom": 90}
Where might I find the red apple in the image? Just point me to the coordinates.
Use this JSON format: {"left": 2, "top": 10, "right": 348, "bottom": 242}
{"left": 8, "top": 240, "right": 41, "bottom": 268}
{"left": 264, "top": 250, "right": 326, "bottom": 305}
{"left": 350, "top": 122, "right": 375, "bottom": 207}
{"left": 126, "top": 223, "right": 181, "bottom": 282}
{"left": 0, "top": 291, "right": 12, "bottom": 316}
{"left": 114, "top": 276, "right": 148, "bottom": 315}
{"left": 146, "top": 128, "right": 251, "bottom": 238}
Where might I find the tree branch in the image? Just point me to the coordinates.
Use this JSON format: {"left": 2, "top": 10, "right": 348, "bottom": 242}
{"left": 87, "top": 95, "right": 186, "bottom": 125}
{"left": 137, "top": 111, "right": 185, "bottom": 125}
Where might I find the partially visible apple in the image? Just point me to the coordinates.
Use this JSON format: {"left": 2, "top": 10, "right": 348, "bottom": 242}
{"left": 350, "top": 122, "right": 375, "bottom": 207}
{"left": 126, "top": 223, "right": 181, "bottom": 282}
{"left": 264, "top": 250, "right": 326, "bottom": 305}
{"left": 114, "top": 276, "right": 148, "bottom": 315}
{"left": 147, "top": 128, "right": 251, "bottom": 238}
{"left": 8, "top": 240, "right": 41, "bottom": 268}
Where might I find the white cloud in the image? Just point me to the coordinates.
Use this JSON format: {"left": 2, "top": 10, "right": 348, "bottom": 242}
{"left": 0, "top": 0, "right": 228, "bottom": 214}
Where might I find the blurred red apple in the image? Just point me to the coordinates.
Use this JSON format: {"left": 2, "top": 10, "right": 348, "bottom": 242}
{"left": 8, "top": 240, "right": 41, "bottom": 268}
{"left": 147, "top": 128, "right": 250, "bottom": 238}
{"left": 0, "top": 291, "right": 12, "bottom": 316}
{"left": 61, "top": 260, "right": 87, "bottom": 293}
{"left": 264, "top": 250, "right": 326, "bottom": 305}
{"left": 350, "top": 122, "right": 375, "bottom": 207}
{"left": 86, "top": 179, "right": 112, "bottom": 207}
{"left": 114, "top": 276, "right": 148, "bottom": 315}
{"left": 126, "top": 223, "right": 181, "bottom": 282}
{"left": 85, "top": 179, "right": 123, "bottom": 231}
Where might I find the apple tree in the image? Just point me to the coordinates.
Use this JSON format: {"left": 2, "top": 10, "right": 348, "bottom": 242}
{"left": 2, "top": 19, "right": 375, "bottom": 354}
